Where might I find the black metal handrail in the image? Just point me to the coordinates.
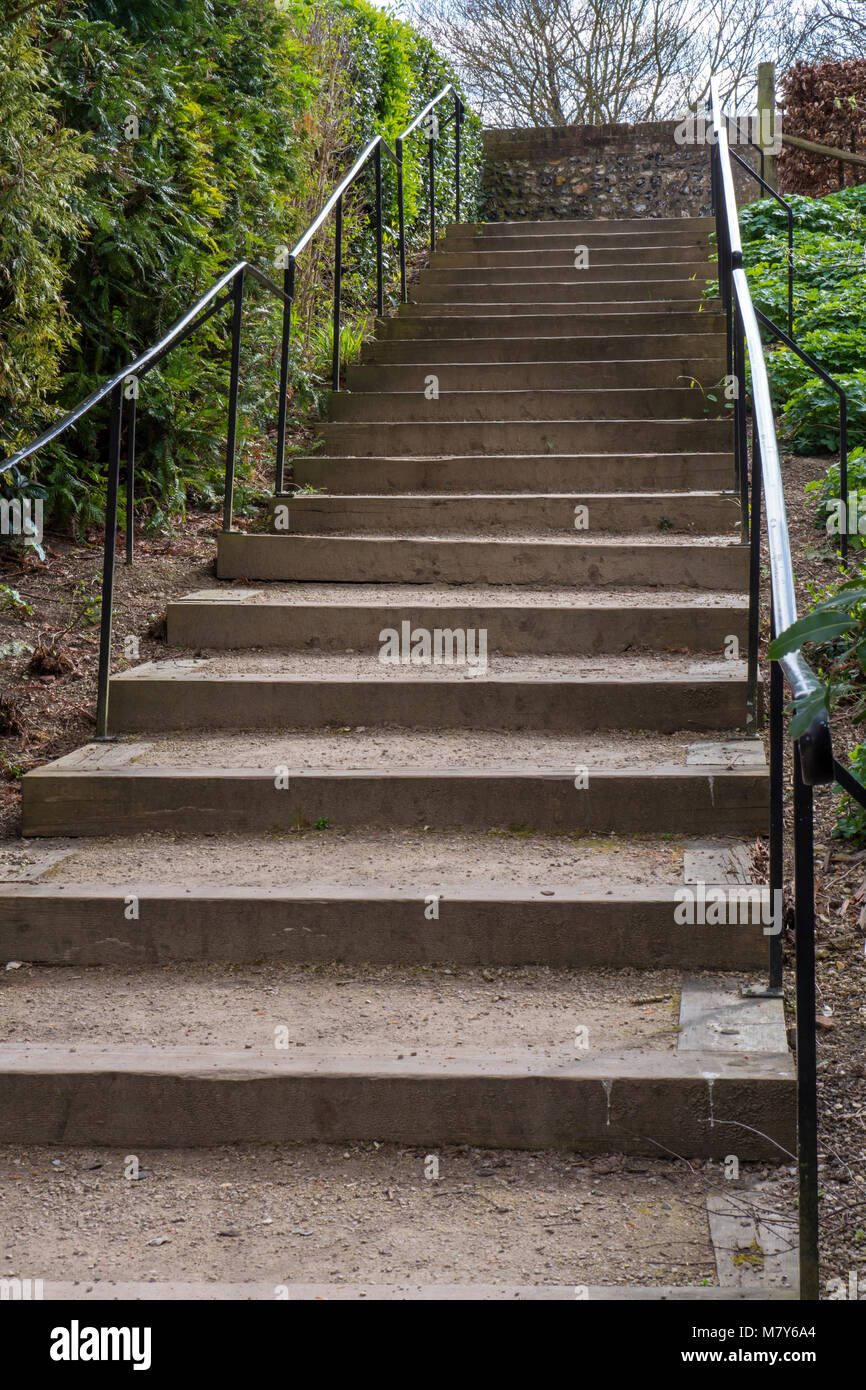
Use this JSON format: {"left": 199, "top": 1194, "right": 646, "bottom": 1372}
{"left": 274, "top": 132, "right": 399, "bottom": 488}
{"left": 725, "top": 112, "right": 766, "bottom": 182}
{"left": 711, "top": 75, "right": 833, "bottom": 1304}
{"left": 1, "top": 259, "right": 289, "bottom": 737}
{"left": 396, "top": 84, "right": 464, "bottom": 302}
{"left": 0, "top": 83, "right": 468, "bottom": 741}
{"left": 274, "top": 84, "right": 464, "bottom": 489}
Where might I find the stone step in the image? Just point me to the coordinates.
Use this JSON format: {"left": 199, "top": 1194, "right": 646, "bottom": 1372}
{"left": 390, "top": 303, "right": 721, "bottom": 327}
{"left": 216, "top": 532, "right": 747, "bottom": 588}
{"left": 451, "top": 215, "right": 715, "bottom": 230}
{"left": 411, "top": 278, "right": 711, "bottom": 304}
{"left": 442, "top": 233, "right": 711, "bottom": 254}
{"left": 0, "top": 881, "right": 765, "bottom": 972}
{"left": 362, "top": 333, "right": 723, "bottom": 363}
{"left": 268, "top": 492, "right": 740, "bottom": 535}
{"left": 0, "top": 828, "right": 765, "bottom": 968}
{"left": 326, "top": 388, "right": 728, "bottom": 424}
{"left": 292, "top": 453, "right": 734, "bottom": 494}
{"left": 346, "top": 358, "right": 725, "bottom": 392}
{"left": 441, "top": 216, "right": 713, "bottom": 240}
{"left": 107, "top": 654, "right": 751, "bottom": 734}
{"left": 315, "top": 419, "right": 731, "bottom": 456}
{"left": 0, "top": 1045, "right": 792, "bottom": 1156}
{"left": 21, "top": 733, "right": 768, "bottom": 837}
{"left": 166, "top": 587, "right": 748, "bottom": 653}
{"left": 430, "top": 247, "right": 715, "bottom": 268}
{"left": 422, "top": 259, "right": 714, "bottom": 282}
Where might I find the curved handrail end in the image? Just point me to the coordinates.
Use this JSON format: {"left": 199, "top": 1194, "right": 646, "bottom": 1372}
{"left": 797, "top": 708, "right": 835, "bottom": 786}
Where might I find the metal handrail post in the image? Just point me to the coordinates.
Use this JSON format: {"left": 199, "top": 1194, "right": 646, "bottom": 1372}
{"left": 95, "top": 383, "right": 123, "bottom": 740}
{"left": 793, "top": 740, "right": 820, "bottom": 1301}
{"left": 125, "top": 389, "right": 136, "bottom": 567}
{"left": 397, "top": 136, "right": 407, "bottom": 303}
{"left": 222, "top": 267, "right": 245, "bottom": 533}
{"left": 332, "top": 194, "right": 343, "bottom": 391}
{"left": 275, "top": 254, "right": 295, "bottom": 495}
{"left": 375, "top": 142, "right": 384, "bottom": 318}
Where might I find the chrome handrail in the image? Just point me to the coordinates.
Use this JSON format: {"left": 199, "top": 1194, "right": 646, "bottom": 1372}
{"left": 710, "top": 77, "right": 833, "bottom": 785}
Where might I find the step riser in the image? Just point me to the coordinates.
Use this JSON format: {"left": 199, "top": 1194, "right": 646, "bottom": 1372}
{"left": 166, "top": 603, "right": 748, "bottom": 655}
{"left": 108, "top": 679, "right": 750, "bottom": 735}
{"left": 21, "top": 769, "right": 769, "bottom": 838}
{"left": 327, "top": 390, "right": 728, "bottom": 424}
{"left": 317, "top": 420, "right": 732, "bottom": 455}
{"left": 362, "top": 334, "right": 724, "bottom": 363}
{"left": 442, "top": 236, "right": 711, "bottom": 254}
{"left": 431, "top": 249, "right": 714, "bottom": 268}
{"left": 451, "top": 217, "right": 714, "bottom": 232}
{"left": 270, "top": 496, "right": 740, "bottom": 535}
{"left": 293, "top": 455, "right": 735, "bottom": 493}
{"left": 216, "top": 534, "right": 748, "bottom": 588}
{"left": 0, "top": 1058, "right": 791, "bottom": 1156}
{"left": 390, "top": 307, "right": 721, "bottom": 328}
{"left": 424, "top": 260, "right": 713, "bottom": 281}
{"left": 0, "top": 889, "right": 767, "bottom": 969}
{"left": 412, "top": 280, "right": 710, "bottom": 304}
{"left": 346, "top": 360, "right": 726, "bottom": 391}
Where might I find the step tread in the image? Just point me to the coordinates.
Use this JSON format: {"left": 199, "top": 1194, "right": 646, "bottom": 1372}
{"left": 227, "top": 531, "right": 743, "bottom": 547}
{"left": 292, "top": 451, "right": 735, "bottom": 462}
{"left": 277, "top": 491, "right": 736, "bottom": 502}
{"left": 34, "top": 731, "right": 768, "bottom": 772}
{"left": 112, "top": 654, "right": 749, "bottom": 682}
{"left": 0, "top": 829, "right": 756, "bottom": 891}
{"left": 0, "top": 1044, "right": 793, "bottom": 1077}
{"left": 1, "top": 961, "right": 691, "bottom": 1052}
{"left": 172, "top": 584, "right": 747, "bottom": 607}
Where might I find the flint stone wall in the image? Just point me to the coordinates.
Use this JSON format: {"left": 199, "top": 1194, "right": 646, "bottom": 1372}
{"left": 481, "top": 120, "right": 761, "bottom": 221}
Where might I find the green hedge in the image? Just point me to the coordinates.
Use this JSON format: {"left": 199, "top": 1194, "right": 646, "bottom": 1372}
{"left": 0, "top": 0, "right": 482, "bottom": 531}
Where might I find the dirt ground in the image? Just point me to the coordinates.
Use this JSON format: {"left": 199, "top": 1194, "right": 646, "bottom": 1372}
{"left": 0, "top": 1141, "right": 788, "bottom": 1289}
{"left": 0, "top": 512, "right": 219, "bottom": 836}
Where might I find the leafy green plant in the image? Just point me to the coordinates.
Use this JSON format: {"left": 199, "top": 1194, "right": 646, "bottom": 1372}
{"left": 706, "top": 185, "right": 866, "bottom": 456}
{"left": 768, "top": 578, "right": 866, "bottom": 735}
{"left": 1, "top": 0, "right": 483, "bottom": 533}
{"left": 71, "top": 576, "right": 103, "bottom": 629}
{"left": 833, "top": 743, "right": 866, "bottom": 841}
{"left": 305, "top": 315, "right": 368, "bottom": 383}
{"left": 0, "top": 586, "right": 33, "bottom": 617}
{"left": 0, "top": 5, "right": 95, "bottom": 460}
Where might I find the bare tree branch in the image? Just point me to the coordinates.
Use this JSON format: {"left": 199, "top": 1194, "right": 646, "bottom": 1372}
{"left": 408, "top": 0, "right": 830, "bottom": 126}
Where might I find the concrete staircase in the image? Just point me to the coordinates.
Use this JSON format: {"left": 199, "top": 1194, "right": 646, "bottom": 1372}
{"left": 3, "top": 216, "right": 793, "bottom": 1189}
